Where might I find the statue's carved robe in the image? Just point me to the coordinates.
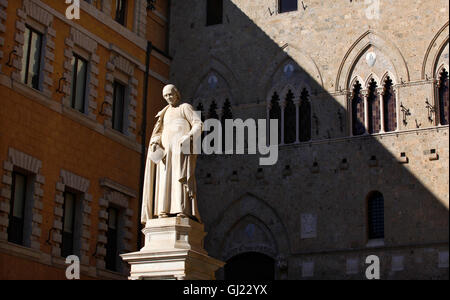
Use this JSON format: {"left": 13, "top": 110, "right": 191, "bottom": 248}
{"left": 141, "top": 103, "right": 203, "bottom": 224}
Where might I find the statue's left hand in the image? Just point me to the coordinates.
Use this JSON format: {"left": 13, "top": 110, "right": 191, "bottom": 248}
{"left": 178, "top": 135, "right": 191, "bottom": 147}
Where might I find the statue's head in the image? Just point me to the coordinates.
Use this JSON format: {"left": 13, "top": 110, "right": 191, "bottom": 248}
{"left": 163, "top": 84, "right": 181, "bottom": 106}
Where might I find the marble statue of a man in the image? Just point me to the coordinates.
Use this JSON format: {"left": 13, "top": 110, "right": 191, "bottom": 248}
{"left": 141, "top": 84, "right": 203, "bottom": 224}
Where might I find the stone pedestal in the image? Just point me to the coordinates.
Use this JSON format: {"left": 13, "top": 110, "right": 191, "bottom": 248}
{"left": 121, "top": 217, "right": 224, "bottom": 280}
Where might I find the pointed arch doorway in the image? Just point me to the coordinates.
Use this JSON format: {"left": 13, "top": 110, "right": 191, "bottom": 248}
{"left": 224, "top": 252, "right": 275, "bottom": 280}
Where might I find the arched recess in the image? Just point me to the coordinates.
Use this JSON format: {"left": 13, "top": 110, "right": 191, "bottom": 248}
{"left": 364, "top": 73, "right": 381, "bottom": 88}
{"left": 193, "top": 70, "right": 235, "bottom": 110}
{"left": 259, "top": 44, "right": 323, "bottom": 102}
{"left": 422, "top": 21, "right": 449, "bottom": 80}
{"left": 185, "top": 56, "right": 240, "bottom": 103}
{"left": 336, "top": 30, "right": 410, "bottom": 92}
{"left": 206, "top": 193, "right": 291, "bottom": 262}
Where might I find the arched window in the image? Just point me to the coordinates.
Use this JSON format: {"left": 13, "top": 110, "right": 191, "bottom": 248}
{"left": 367, "top": 191, "right": 384, "bottom": 240}
{"left": 438, "top": 68, "right": 449, "bottom": 125}
{"left": 221, "top": 99, "right": 233, "bottom": 150}
{"left": 367, "top": 78, "right": 380, "bottom": 134}
{"left": 382, "top": 76, "right": 397, "bottom": 132}
{"left": 284, "top": 90, "right": 296, "bottom": 144}
{"left": 208, "top": 101, "right": 219, "bottom": 150}
{"left": 299, "top": 88, "right": 311, "bottom": 142}
{"left": 351, "top": 81, "right": 365, "bottom": 136}
{"left": 208, "top": 101, "right": 219, "bottom": 119}
{"left": 269, "top": 92, "right": 282, "bottom": 144}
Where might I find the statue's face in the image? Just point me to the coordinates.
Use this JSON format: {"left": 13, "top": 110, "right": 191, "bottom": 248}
{"left": 163, "top": 86, "right": 180, "bottom": 106}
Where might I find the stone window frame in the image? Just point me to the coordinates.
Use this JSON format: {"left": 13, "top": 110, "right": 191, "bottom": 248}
{"left": 266, "top": 84, "right": 313, "bottom": 145}
{"left": 104, "top": 53, "right": 138, "bottom": 139}
{"left": 0, "top": 148, "right": 45, "bottom": 251}
{"left": 62, "top": 27, "right": 100, "bottom": 121}
{"left": 51, "top": 170, "right": 92, "bottom": 265}
{"left": 348, "top": 72, "right": 400, "bottom": 137}
{"left": 11, "top": 0, "right": 55, "bottom": 97}
{"left": 133, "top": 0, "right": 148, "bottom": 38}
{"left": 96, "top": 178, "right": 135, "bottom": 274}
{"left": 0, "top": 0, "right": 8, "bottom": 73}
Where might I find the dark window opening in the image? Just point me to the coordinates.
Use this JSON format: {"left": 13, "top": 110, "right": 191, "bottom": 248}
{"left": 115, "top": 0, "right": 127, "bottom": 25}
{"left": 21, "top": 26, "right": 43, "bottom": 90}
{"left": 105, "top": 207, "right": 119, "bottom": 272}
{"left": 368, "top": 191, "right": 385, "bottom": 240}
{"left": 61, "top": 191, "right": 77, "bottom": 258}
{"left": 206, "top": 0, "right": 223, "bottom": 26}
{"left": 207, "top": 101, "right": 219, "bottom": 151}
{"left": 383, "top": 76, "right": 397, "bottom": 132}
{"left": 269, "top": 92, "right": 282, "bottom": 144}
{"left": 113, "top": 81, "right": 126, "bottom": 133}
{"left": 284, "top": 90, "right": 296, "bottom": 144}
{"left": 8, "top": 172, "right": 27, "bottom": 245}
{"left": 279, "top": 0, "right": 298, "bottom": 13}
{"left": 351, "top": 81, "right": 365, "bottom": 136}
{"left": 367, "top": 78, "right": 380, "bottom": 134}
{"left": 299, "top": 88, "right": 311, "bottom": 142}
{"left": 438, "top": 68, "right": 449, "bottom": 125}
{"left": 71, "top": 54, "right": 88, "bottom": 113}
{"left": 225, "top": 252, "right": 275, "bottom": 280}
{"left": 221, "top": 99, "right": 233, "bottom": 151}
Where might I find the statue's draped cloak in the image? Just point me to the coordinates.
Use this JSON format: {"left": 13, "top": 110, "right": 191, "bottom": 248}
{"left": 141, "top": 103, "right": 203, "bottom": 224}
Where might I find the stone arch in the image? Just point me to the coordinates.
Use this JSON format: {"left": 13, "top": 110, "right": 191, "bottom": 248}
{"left": 193, "top": 70, "right": 235, "bottom": 109}
{"left": 422, "top": 21, "right": 449, "bottom": 80}
{"left": 186, "top": 56, "right": 240, "bottom": 104}
{"left": 381, "top": 71, "right": 398, "bottom": 85}
{"left": 336, "top": 30, "right": 410, "bottom": 91}
{"left": 350, "top": 75, "right": 364, "bottom": 90}
{"left": 364, "top": 73, "right": 381, "bottom": 88}
{"left": 259, "top": 45, "right": 323, "bottom": 102}
{"left": 220, "top": 214, "right": 278, "bottom": 262}
{"left": 206, "top": 193, "right": 290, "bottom": 261}
{"left": 437, "top": 63, "right": 450, "bottom": 79}
{"left": 279, "top": 84, "right": 300, "bottom": 103}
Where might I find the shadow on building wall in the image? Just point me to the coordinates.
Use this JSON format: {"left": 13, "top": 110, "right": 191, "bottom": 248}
{"left": 168, "top": 0, "right": 449, "bottom": 280}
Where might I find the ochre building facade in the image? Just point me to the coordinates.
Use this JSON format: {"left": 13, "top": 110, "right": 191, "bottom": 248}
{"left": 0, "top": 0, "right": 169, "bottom": 279}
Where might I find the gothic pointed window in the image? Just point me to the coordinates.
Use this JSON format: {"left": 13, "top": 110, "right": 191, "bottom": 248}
{"left": 383, "top": 76, "right": 397, "bottom": 132}
{"left": 284, "top": 90, "right": 296, "bottom": 144}
{"left": 438, "top": 68, "right": 449, "bottom": 125}
{"left": 269, "top": 92, "right": 282, "bottom": 144}
{"left": 221, "top": 99, "right": 233, "bottom": 151}
{"left": 351, "top": 81, "right": 365, "bottom": 136}
{"left": 208, "top": 101, "right": 219, "bottom": 119}
{"left": 208, "top": 101, "right": 219, "bottom": 150}
{"left": 299, "top": 88, "right": 311, "bottom": 142}
{"left": 367, "top": 78, "right": 380, "bottom": 134}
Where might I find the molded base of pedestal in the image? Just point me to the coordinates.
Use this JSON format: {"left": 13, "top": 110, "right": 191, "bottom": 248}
{"left": 121, "top": 217, "right": 224, "bottom": 280}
